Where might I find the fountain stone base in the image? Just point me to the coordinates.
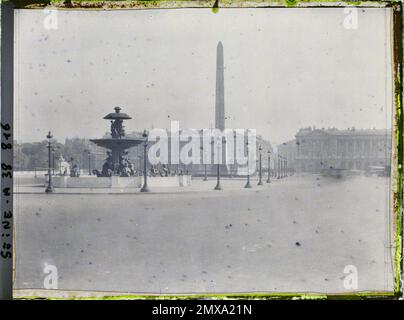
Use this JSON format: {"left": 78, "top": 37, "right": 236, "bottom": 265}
{"left": 52, "top": 175, "right": 191, "bottom": 188}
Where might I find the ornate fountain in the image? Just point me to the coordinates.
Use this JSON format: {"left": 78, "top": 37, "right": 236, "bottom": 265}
{"left": 51, "top": 106, "right": 191, "bottom": 189}
{"left": 90, "top": 106, "right": 144, "bottom": 177}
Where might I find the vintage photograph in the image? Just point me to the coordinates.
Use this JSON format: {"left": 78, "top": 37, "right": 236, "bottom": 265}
{"left": 11, "top": 6, "right": 396, "bottom": 296}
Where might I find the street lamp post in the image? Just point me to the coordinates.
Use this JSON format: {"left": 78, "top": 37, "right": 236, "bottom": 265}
{"left": 258, "top": 145, "right": 263, "bottom": 185}
{"left": 285, "top": 158, "right": 288, "bottom": 178}
{"left": 140, "top": 130, "right": 150, "bottom": 192}
{"left": 245, "top": 133, "right": 252, "bottom": 188}
{"left": 277, "top": 155, "right": 281, "bottom": 179}
{"left": 284, "top": 158, "right": 287, "bottom": 178}
{"left": 87, "top": 151, "right": 91, "bottom": 176}
{"left": 231, "top": 131, "right": 236, "bottom": 179}
{"left": 281, "top": 156, "right": 284, "bottom": 178}
{"left": 282, "top": 156, "right": 285, "bottom": 178}
{"left": 266, "top": 150, "right": 271, "bottom": 183}
{"left": 284, "top": 158, "right": 287, "bottom": 177}
{"left": 281, "top": 156, "right": 285, "bottom": 179}
{"left": 45, "top": 131, "right": 54, "bottom": 193}
{"left": 201, "top": 146, "right": 208, "bottom": 181}
{"left": 84, "top": 149, "right": 91, "bottom": 176}
{"left": 51, "top": 147, "right": 55, "bottom": 176}
{"left": 34, "top": 160, "right": 37, "bottom": 178}
{"left": 214, "top": 137, "right": 222, "bottom": 190}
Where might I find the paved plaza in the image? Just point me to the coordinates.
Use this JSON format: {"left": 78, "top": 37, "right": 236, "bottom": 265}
{"left": 14, "top": 174, "right": 394, "bottom": 294}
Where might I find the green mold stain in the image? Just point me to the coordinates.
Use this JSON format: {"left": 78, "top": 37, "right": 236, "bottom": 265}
{"left": 212, "top": 0, "right": 219, "bottom": 13}
{"left": 285, "top": 0, "right": 298, "bottom": 6}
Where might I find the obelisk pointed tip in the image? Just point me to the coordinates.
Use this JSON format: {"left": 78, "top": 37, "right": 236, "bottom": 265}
{"left": 217, "top": 41, "right": 223, "bottom": 48}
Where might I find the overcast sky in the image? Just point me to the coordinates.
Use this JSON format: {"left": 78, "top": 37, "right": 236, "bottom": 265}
{"left": 15, "top": 8, "right": 393, "bottom": 147}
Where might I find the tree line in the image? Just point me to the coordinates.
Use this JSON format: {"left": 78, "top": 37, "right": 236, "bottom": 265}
{"left": 14, "top": 138, "right": 101, "bottom": 171}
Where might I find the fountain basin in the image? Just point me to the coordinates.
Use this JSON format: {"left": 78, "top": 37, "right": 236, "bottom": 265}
{"left": 90, "top": 138, "right": 143, "bottom": 150}
{"left": 52, "top": 175, "right": 191, "bottom": 188}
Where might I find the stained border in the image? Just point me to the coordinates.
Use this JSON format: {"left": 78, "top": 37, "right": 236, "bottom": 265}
{"left": 1, "top": 0, "right": 402, "bottom": 300}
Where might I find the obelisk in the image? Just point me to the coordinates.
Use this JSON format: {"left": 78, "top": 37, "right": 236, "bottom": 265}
{"left": 214, "top": 41, "right": 228, "bottom": 176}
{"left": 215, "top": 41, "right": 225, "bottom": 131}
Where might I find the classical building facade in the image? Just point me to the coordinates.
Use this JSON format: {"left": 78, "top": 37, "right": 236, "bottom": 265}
{"left": 278, "top": 127, "right": 392, "bottom": 173}
{"left": 277, "top": 139, "right": 298, "bottom": 174}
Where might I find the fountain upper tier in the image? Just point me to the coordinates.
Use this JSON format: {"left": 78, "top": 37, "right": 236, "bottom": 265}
{"left": 91, "top": 106, "right": 144, "bottom": 146}
{"left": 103, "top": 106, "right": 132, "bottom": 120}
{"left": 90, "top": 107, "right": 145, "bottom": 176}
